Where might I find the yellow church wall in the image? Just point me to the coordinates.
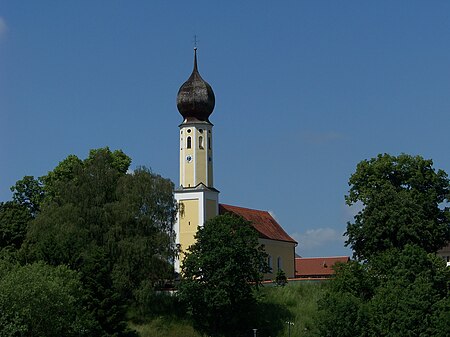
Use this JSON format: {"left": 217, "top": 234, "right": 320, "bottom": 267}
{"left": 184, "top": 150, "right": 194, "bottom": 187}
{"left": 259, "top": 238, "right": 296, "bottom": 279}
{"left": 196, "top": 144, "right": 207, "bottom": 185}
{"left": 205, "top": 199, "right": 217, "bottom": 221}
{"left": 207, "top": 149, "right": 213, "bottom": 186}
{"left": 179, "top": 199, "right": 199, "bottom": 261}
{"left": 179, "top": 148, "right": 184, "bottom": 187}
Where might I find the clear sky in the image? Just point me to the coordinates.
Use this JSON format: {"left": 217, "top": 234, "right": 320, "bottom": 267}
{"left": 1, "top": 1, "right": 449, "bottom": 257}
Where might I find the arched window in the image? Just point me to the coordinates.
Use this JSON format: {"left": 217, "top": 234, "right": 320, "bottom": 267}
{"left": 277, "top": 257, "right": 282, "bottom": 271}
{"left": 199, "top": 136, "right": 204, "bottom": 149}
{"left": 267, "top": 255, "right": 273, "bottom": 272}
{"left": 187, "top": 136, "right": 192, "bottom": 149}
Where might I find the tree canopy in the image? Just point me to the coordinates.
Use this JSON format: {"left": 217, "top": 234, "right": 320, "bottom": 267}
{"left": 318, "top": 245, "right": 450, "bottom": 337}
{"left": 179, "top": 214, "right": 269, "bottom": 337}
{"left": 0, "top": 201, "right": 32, "bottom": 252}
{"left": 0, "top": 147, "right": 177, "bottom": 336}
{"left": 0, "top": 261, "right": 98, "bottom": 337}
{"left": 345, "top": 153, "right": 450, "bottom": 260}
{"left": 318, "top": 153, "right": 450, "bottom": 337}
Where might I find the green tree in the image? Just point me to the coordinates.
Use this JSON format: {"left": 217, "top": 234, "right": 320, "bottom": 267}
{"left": 41, "top": 154, "right": 83, "bottom": 201}
{"left": 0, "top": 202, "right": 32, "bottom": 251}
{"left": 179, "top": 214, "right": 269, "bottom": 337}
{"left": 319, "top": 246, "right": 449, "bottom": 337}
{"left": 0, "top": 261, "right": 98, "bottom": 337}
{"left": 22, "top": 148, "right": 176, "bottom": 336}
{"left": 345, "top": 153, "right": 450, "bottom": 260}
{"left": 274, "top": 268, "right": 287, "bottom": 286}
{"left": 318, "top": 154, "right": 450, "bottom": 337}
{"left": 366, "top": 246, "right": 449, "bottom": 337}
{"left": 10, "top": 175, "right": 44, "bottom": 216}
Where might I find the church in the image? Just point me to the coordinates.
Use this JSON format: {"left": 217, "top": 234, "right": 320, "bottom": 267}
{"left": 173, "top": 48, "right": 297, "bottom": 279}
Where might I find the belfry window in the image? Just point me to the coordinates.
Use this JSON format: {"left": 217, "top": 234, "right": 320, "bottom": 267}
{"left": 199, "top": 136, "right": 204, "bottom": 149}
{"left": 187, "top": 136, "right": 192, "bottom": 149}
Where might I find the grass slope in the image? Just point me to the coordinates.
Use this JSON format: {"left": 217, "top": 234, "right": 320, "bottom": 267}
{"left": 258, "top": 281, "right": 328, "bottom": 337}
{"left": 129, "top": 281, "right": 328, "bottom": 337}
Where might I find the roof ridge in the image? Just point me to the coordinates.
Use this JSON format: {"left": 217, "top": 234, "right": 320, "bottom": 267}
{"left": 219, "top": 203, "right": 270, "bottom": 214}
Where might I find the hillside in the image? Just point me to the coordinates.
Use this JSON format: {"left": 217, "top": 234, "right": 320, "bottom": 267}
{"left": 129, "top": 281, "right": 329, "bottom": 337}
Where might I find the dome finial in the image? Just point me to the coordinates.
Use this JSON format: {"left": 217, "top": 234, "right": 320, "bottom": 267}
{"left": 176, "top": 46, "right": 215, "bottom": 122}
{"left": 193, "top": 47, "right": 198, "bottom": 72}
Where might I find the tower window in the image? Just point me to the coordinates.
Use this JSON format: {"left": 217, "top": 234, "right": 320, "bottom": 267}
{"left": 208, "top": 137, "right": 211, "bottom": 149}
{"left": 199, "top": 136, "right": 204, "bottom": 149}
{"left": 187, "top": 136, "right": 192, "bottom": 149}
{"left": 199, "top": 129, "right": 203, "bottom": 133}
{"left": 187, "top": 129, "right": 191, "bottom": 133}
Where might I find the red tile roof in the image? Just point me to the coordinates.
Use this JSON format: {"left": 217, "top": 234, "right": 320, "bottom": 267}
{"left": 295, "top": 256, "right": 350, "bottom": 278}
{"left": 219, "top": 204, "right": 297, "bottom": 244}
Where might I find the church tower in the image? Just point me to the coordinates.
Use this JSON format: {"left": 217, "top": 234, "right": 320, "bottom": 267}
{"left": 174, "top": 48, "right": 219, "bottom": 272}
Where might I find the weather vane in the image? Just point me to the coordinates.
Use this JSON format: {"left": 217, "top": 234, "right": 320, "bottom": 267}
{"left": 193, "top": 35, "right": 199, "bottom": 49}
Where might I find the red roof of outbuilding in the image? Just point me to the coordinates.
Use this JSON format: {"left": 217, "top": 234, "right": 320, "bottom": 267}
{"left": 219, "top": 204, "right": 297, "bottom": 244}
{"left": 295, "top": 256, "right": 350, "bottom": 277}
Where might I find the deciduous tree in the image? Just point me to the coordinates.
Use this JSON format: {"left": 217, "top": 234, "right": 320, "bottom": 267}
{"left": 10, "top": 175, "right": 44, "bottom": 216}
{"left": 22, "top": 148, "right": 176, "bottom": 336}
{"left": 0, "top": 261, "right": 98, "bottom": 337}
{"left": 179, "top": 214, "right": 268, "bottom": 337}
{"left": 345, "top": 153, "right": 450, "bottom": 260}
{"left": 318, "top": 154, "right": 450, "bottom": 337}
{"left": 0, "top": 202, "right": 32, "bottom": 251}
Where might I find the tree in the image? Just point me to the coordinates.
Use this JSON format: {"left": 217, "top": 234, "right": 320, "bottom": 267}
{"left": 0, "top": 261, "right": 98, "bottom": 337}
{"left": 274, "top": 268, "right": 287, "bottom": 286}
{"left": 179, "top": 214, "right": 269, "bottom": 337}
{"left": 22, "top": 148, "right": 176, "bottom": 336}
{"left": 318, "top": 246, "right": 450, "bottom": 337}
{"left": 345, "top": 153, "right": 450, "bottom": 260}
{"left": 0, "top": 202, "right": 32, "bottom": 251}
{"left": 317, "top": 153, "right": 450, "bottom": 337}
{"left": 366, "top": 245, "right": 449, "bottom": 336}
{"left": 10, "top": 175, "right": 44, "bottom": 216}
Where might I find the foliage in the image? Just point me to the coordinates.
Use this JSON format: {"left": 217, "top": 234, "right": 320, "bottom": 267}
{"left": 257, "top": 282, "right": 327, "bottom": 337}
{"left": 131, "top": 285, "right": 186, "bottom": 319}
{"left": 129, "top": 282, "right": 329, "bottom": 337}
{"left": 274, "top": 268, "right": 288, "bottom": 286}
{"left": 0, "top": 261, "right": 98, "bottom": 337}
{"left": 20, "top": 148, "right": 176, "bottom": 336}
{"left": 0, "top": 201, "right": 32, "bottom": 251}
{"left": 318, "top": 154, "right": 450, "bottom": 337}
{"left": 367, "top": 246, "right": 449, "bottom": 336}
{"left": 179, "top": 214, "right": 269, "bottom": 337}
{"left": 10, "top": 175, "right": 44, "bottom": 216}
{"left": 345, "top": 153, "right": 450, "bottom": 261}
{"left": 129, "top": 317, "right": 202, "bottom": 337}
{"left": 318, "top": 246, "right": 450, "bottom": 337}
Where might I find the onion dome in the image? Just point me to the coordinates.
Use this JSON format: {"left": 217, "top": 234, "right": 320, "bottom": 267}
{"left": 177, "top": 48, "right": 215, "bottom": 122}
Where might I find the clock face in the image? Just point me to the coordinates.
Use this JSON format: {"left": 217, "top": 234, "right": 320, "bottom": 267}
{"left": 186, "top": 155, "right": 192, "bottom": 163}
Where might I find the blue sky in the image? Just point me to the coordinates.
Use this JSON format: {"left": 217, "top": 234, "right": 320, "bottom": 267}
{"left": 1, "top": 1, "right": 449, "bottom": 257}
